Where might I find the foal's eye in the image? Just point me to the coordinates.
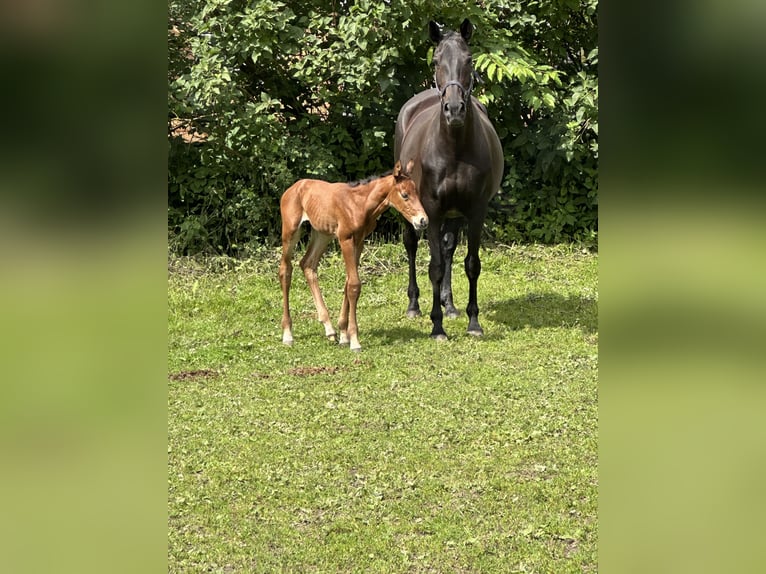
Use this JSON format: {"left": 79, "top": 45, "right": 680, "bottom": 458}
{"left": 400, "top": 191, "right": 410, "bottom": 200}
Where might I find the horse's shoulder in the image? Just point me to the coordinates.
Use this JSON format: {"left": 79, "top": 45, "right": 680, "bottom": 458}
{"left": 401, "top": 89, "right": 439, "bottom": 110}
{"left": 471, "top": 97, "right": 489, "bottom": 117}
{"left": 399, "top": 90, "right": 439, "bottom": 123}
{"left": 398, "top": 93, "right": 441, "bottom": 149}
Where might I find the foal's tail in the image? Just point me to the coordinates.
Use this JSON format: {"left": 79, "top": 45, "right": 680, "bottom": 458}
{"left": 280, "top": 181, "right": 306, "bottom": 241}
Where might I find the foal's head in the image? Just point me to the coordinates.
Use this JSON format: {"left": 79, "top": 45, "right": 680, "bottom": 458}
{"left": 430, "top": 18, "right": 474, "bottom": 128}
{"left": 389, "top": 160, "right": 428, "bottom": 232}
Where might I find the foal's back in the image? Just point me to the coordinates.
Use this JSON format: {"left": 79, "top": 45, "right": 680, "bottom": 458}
{"left": 281, "top": 179, "right": 352, "bottom": 236}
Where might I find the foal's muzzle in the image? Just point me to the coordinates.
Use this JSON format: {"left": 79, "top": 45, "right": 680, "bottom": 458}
{"left": 413, "top": 215, "right": 429, "bottom": 232}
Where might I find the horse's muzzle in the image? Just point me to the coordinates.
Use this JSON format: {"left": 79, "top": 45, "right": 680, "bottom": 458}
{"left": 413, "top": 216, "right": 429, "bottom": 232}
{"left": 443, "top": 98, "right": 467, "bottom": 128}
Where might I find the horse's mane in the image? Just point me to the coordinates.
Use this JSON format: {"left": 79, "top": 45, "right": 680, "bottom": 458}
{"left": 440, "top": 30, "right": 462, "bottom": 42}
{"left": 347, "top": 170, "right": 393, "bottom": 188}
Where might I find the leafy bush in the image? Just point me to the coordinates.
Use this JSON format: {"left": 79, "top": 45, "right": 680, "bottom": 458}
{"left": 168, "top": 0, "right": 598, "bottom": 254}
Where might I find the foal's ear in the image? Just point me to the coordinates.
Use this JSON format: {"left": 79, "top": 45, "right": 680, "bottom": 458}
{"left": 393, "top": 160, "right": 403, "bottom": 178}
{"left": 460, "top": 18, "right": 473, "bottom": 42}
{"left": 428, "top": 21, "right": 442, "bottom": 44}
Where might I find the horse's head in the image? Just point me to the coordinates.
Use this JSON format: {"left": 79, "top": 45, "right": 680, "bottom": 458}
{"left": 390, "top": 160, "right": 428, "bottom": 232}
{"left": 430, "top": 18, "right": 474, "bottom": 128}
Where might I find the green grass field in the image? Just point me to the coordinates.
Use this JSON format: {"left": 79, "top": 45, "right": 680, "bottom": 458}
{"left": 168, "top": 242, "right": 597, "bottom": 573}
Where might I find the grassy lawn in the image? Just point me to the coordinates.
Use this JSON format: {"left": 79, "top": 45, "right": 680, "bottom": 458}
{"left": 168, "top": 241, "right": 598, "bottom": 573}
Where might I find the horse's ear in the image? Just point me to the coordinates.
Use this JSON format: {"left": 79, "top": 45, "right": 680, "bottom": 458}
{"left": 404, "top": 159, "right": 415, "bottom": 176}
{"left": 428, "top": 21, "right": 442, "bottom": 44}
{"left": 393, "top": 160, "right": 402, "bottom": 178}
{"left": 460, "top": 18, "right": 473, "bottom": 42}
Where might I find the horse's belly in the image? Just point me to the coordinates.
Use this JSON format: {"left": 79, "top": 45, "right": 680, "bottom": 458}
{"left": 303, "top": 211, "right": 337, "bottom": 235}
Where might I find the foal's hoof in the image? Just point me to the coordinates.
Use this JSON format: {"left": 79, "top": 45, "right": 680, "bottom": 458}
{"left": 406, "top": 309, "right": 422, "bottom": 319}
{"left": 350, "top": 346, "right": 362, "bottom": 353}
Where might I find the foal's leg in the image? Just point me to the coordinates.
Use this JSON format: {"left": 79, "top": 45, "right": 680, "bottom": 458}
{"left": 426, "top": 217, "right": 448, "bottom": 340}
{"left": 403, "top": 223, "right": 421, "bottom": 318}
{"left": 337, "top": 238, "right": 363, "bottom": 351}
{"left": 440, "top": 217, "right": 462, "bottom": 319}
{"left": 464, "top": 215, "right": 486, "bottom": 336}
{"left": 279, "top": 218, "right": 302, "bottom": 345}
{"left": 300, "top": 228, "right": 336, "bottom": 341}
{"left": 337, "top": 240, "right": 362, "bottom": 346}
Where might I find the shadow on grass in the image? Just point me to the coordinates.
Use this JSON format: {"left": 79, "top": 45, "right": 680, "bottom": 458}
{"left": 485, "top": 292, "right": 598, "bottom": 333}
{"left": 364, "top": 292, "right": 597, "bottom": 343}
{"left": 366, "top": 325, "right": 426, "bottom": 342}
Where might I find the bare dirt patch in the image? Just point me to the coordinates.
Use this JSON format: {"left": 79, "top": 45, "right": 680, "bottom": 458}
{"left": 287, "top": 366, "right": 340, "bottom": 376}
{"left": 168, "top": 369, "right": 220, "bottom": 381}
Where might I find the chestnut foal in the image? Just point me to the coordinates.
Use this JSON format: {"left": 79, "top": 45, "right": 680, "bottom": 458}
{"left": 279, "top": 160, "right": 428, "bottom": 351}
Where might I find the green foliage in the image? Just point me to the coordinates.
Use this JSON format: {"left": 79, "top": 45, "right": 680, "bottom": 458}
{"left": 168, "top": 0, "right": 598, "bottom": 254}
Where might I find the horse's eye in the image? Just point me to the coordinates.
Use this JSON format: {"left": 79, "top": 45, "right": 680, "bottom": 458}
{"left": 400, "top": 191, "right": 410, "bottom": 200}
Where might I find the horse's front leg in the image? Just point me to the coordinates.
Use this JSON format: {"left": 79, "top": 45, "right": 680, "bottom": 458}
{"left": 338, "top": 238, "right": 363, "bottom": 351}
{"left": 403, "top": 223, "right": 421, "bottom": 318}
{"left": 464, "top": 215, "right": 486, "bottom": 336}
{"left": 440, "top": 217, "right": 462, "bottom": 318}
{"left": 426, "top": 219, "right": 448, "bottom": 340}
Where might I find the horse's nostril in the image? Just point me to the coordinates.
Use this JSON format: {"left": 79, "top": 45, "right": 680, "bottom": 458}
{"left": 460, "top": 101, "right": 466, "bottom": 112}
{"left": 443, "top": 102, "right": 450, "bottom": 113}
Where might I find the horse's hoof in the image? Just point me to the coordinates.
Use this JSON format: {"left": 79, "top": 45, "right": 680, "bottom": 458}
{"left": 406, "top": 309, "right": 422, "bottom": 319}
{"left": 467, "top": 330, "right": 484, "bottom": 337}
{"left": 350, "top": 346, "right": 362, "bottom": 353}
{"left": 431, "top": 333, "right": 448, "bottom": 342}
{"left": 282, "top": 337, "right": 294, "bottom": 346}
{"left": 444, "top": 308, "right": 461, "bottom": 319}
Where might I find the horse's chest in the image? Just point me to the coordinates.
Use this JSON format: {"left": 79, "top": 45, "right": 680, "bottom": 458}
{"left": 431, "top": 163, "right": 481, "bottom": 198}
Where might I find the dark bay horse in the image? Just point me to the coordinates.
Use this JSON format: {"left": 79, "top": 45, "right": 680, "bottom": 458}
{"left": 279, "top": 160, "right": 428, "bottom": 351}
{"left": 395, "top": 19, "right": 504, "bottom": 340}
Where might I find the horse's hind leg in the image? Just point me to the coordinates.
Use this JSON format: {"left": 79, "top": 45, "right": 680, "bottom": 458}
{"left": 300, "top": 228, "right": 336, "bottom": 341}
{"left": 464, "top": 216, "right": 486, "bottom": 336}
{"left": 403, "top": 223, "right": 421, "bottom": 318}
{"left": 279, "top": 211, "right": 302, "bottom": 345}
{"left": 440, "top": 218, "right": 462, "bottom": 319}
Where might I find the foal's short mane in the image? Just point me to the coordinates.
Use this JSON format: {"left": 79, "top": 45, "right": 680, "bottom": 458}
{"left": 348, "top": 170, "right": 393, "bottom": 188}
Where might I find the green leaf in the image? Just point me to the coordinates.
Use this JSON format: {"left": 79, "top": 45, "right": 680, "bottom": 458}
{"left": 487, "top": 62, "right": 497, "bottom": 82}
